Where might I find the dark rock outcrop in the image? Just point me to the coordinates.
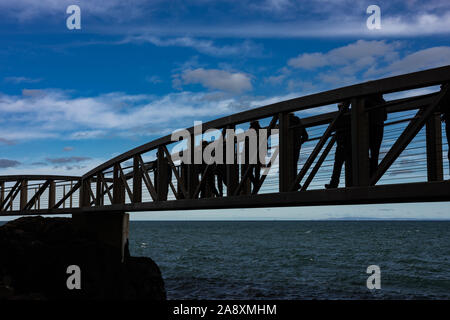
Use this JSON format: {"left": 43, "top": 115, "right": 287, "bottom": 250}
{"left": 0, "top": 216, "right": 166, "bottom": 300}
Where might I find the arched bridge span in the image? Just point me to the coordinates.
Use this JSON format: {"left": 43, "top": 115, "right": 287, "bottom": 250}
{"left": 1, "top": 66, "right": 450, "bottom": 216}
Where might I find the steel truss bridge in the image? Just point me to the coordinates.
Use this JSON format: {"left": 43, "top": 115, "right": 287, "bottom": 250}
{"left": 1, "top": 66, "right": 450, "bottom": 217}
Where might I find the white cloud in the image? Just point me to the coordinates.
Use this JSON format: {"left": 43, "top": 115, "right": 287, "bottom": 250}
{"left": 4, "top": 76, "right": 42, "bottom": 84}
{"left": 122, "top": 35, "right": 263, "bottom": 57}
{"left": 180, "top": 68, "right": 253, "bottom": 93}
{"left": 288, "top": 40, "right": 399, "bottom": 70}
{"left": 0, "top": 88, "right": 259, "bottom": 143}
{"left": 264, "top": 74, "right": 286, "bottom": 85}
{"left": 0, "top": 157, "right": 106, "bottom": 177}
{"left": 2, "top": 1, "right": 450, "bottom": 38}
{"left": 285, "top": 40, "right": 450, "bottom": 87}
{"left": 145, "top": 75, "right": 162, "bottom": 84}
{"left": 0, "top": 0, "right": 151, "bottom": 22}
{"left": 377, "top": 46, "right": 450, "bottom": 76}
{"left": 380, "top": 12, "right": 450, "bottom": 37}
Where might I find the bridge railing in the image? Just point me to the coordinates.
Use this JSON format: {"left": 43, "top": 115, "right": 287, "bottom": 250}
{"left": 1, "top": 65, "right": 450, "bottom": 215}
{"left": 0, "top": 176, "right": 81, "bottom": 213}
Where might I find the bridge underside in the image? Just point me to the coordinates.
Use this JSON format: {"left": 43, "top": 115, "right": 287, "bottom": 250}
{"left": 2, "top": 180, "right": 449, "bottom": 216}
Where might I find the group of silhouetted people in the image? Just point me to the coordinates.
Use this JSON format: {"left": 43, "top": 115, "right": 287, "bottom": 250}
{"left": 152, "top": 86, "right": 450, "bottom": 199}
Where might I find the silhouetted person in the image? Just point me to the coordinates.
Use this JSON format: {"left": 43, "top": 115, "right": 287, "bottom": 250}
{"left": 154, "top": 149, "right": 172, "bottom": 201}
{"left": 215, "top": 138, "right": 229, "bottom": 197}
{"left": 177, "top": 150, "right": 188, "bottom": 199}
{"left": 366, "top": 93, "right": 387, "bottom": 175}
{"left": 289, "top": 113, "right": 309, "bottom": 190}
{"left": 325, "top": 102, "right": 352, "bottom": 189}
{"left": 199, "top": 140, "right": 218, "bottom": 198}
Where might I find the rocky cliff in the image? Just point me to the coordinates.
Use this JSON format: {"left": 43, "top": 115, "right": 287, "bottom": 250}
{"left": 0, "top": 216, "right": 166, "bottom": 300}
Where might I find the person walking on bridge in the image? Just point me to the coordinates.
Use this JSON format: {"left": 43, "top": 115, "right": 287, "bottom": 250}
{"left": 154, "top": 149, "right": 172, "bottom": 201}
{"left": 288, "top": 113, "right": 309, "bottom": 190}
{"left": 366, "top": 93, "right": 387, "bottom": 176}
{"left": 325, "top": 102, "right": 352, "bottom": 189}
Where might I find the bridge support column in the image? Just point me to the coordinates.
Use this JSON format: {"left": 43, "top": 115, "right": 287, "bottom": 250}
{"left": 351, "top": 98, "right": 370, "bottom": 186}
{"left": 425, "top": 112, "right": 443, "bottom": 181}
{"left": 72, "top": 211, "right": 129, "bottom": 262}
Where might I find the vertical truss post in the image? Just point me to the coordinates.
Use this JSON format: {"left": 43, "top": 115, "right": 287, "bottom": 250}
{"left": 80, "top": 178, "right": 91, "bottom": 207}
{"left": 351, "top": 98, "right": 370, "bottom": 186}
{"left": 37, "top": 184, "right": 41, "bottom": 209}
{"left": 48, "top": 180, "right": 56, "bottom": 209}
{"left": 279, "top": 112, "right": 294, "bottom": 192}
{"left": 62, "top": 185, "right": 66, "bottom": 209}
{"left": 187, "top": 133, "right": 198, "bottom": 199}
{"left": 96, "top": 175, "right": 104, "bottom": 206}
{"left": 157, "top": 146, "right": 169, "bottom": 201}
{"left": 133, "top": 155, "right": 142, "bottom": 203}
{"left": 34, "top": 188, "right": 38, "bottom": 209}
{"left": 70, "top": 181, "right": 73, "bottom": 208}
{"left": 177, "top": 164, "right": 187, "bottom": 199}
{"left": 426, "top": 112, "right": 444, "bottom": 181}
{"left": 240, "top": 137, "right": 251, "bottom": 195}
{"left": 226, "top": 125, "right": 238, "bottom": 196}
{"left": 0, "top": 182, "right": 4, "bottom": 206}
{"left": 19, "top": 179, "right": 28, "bottom": 210}
{"left": 113, "top": 164, "right": 125, "bottom": 204}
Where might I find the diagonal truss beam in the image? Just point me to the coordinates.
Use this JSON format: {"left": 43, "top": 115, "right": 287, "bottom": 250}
{"left": 162, "top": 145, "right": 189, "bottom": 199}
{"left": 137, "top": 155, "right": 158, "bottom": 201}
{"left": 301, "top": 135, "right": 336, "bottom": 191}
{"left": 370, "top": 84, "right": 450, "bottom": 185}
{"left": 251, "top": 145, "right": 279, "bottom": 195}
{"left": 290, "top": 106, "right": 346, "bottom": 191}
{"left": 0, "top": 180, "right": 22, "bottom": 211}
{"left": 117, "top": 164, "right": 133, "bottom": 200}
{"left": 53, "top": 180, "right": 81, "bottom": 209}
{"left": 24, "top": 180, "right": 51, "bottom": 211}
{"left": 100, "top": 174, "right": 114, "bottom": 203}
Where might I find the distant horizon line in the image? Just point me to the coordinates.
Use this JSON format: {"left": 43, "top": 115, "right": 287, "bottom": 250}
{"left": 127, "top": 218, "right": 450, "bottom": 222}
{"left": 2, "top": 217, "right": 450, "bottom": 222}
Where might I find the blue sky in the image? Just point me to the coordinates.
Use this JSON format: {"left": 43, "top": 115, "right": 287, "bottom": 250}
{"left": 1, "top": 0, "right": 450, "bottom": 220}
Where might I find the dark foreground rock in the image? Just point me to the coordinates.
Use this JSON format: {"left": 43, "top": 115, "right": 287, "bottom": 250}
{"left": 0, "top": 216, "right": 166, "bottom": 300}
